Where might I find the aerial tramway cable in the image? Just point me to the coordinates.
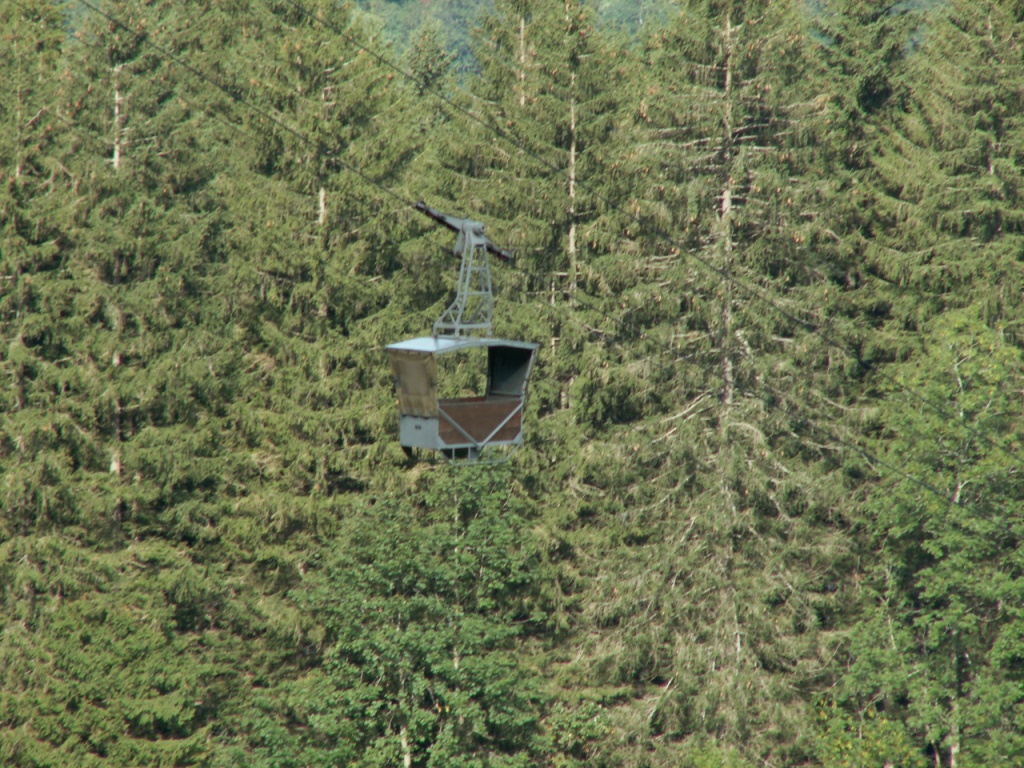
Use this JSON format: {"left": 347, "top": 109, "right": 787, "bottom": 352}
{"left": 74, "top": 0, "right": 420, "bottom": 213}
{"left": 278, "top": 0, "right": 1024, "bottom": 482}
{"left": 61, "top": 0, "right": 1005, "bottom": 505}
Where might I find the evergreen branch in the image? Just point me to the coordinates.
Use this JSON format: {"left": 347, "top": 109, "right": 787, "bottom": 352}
{"left": 76, "top": 0, "right": 416, "bottom": 211}
{"left": 107, "top": 0, "right": 1024, "bottom": 481}
{"left": 747, "top": 380, "right": 960, "bottom": 509}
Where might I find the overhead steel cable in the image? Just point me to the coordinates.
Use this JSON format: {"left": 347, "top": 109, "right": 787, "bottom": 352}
{"left": 743, "top": 380, "right": 963, "bottom": 508}
{"left": 279, "top": 0, "right": 1024, "bottom": 475}
{"left": 75, "top": 0, "right": 418, "bottom": 213}
{"left": 66, "top": 0, "right": 1015, "bottom": 509}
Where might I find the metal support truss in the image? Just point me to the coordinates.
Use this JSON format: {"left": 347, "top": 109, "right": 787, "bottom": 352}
{"left": 415, "top": 201, "right": 513, "bottom": 338}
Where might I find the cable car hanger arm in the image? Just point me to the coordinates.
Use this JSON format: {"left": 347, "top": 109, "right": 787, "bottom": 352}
{"left": 414, "top": 201, "right": 514, "bottom": 263}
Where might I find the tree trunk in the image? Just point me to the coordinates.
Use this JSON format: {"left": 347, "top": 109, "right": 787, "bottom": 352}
{"left": 113, "top": 64, "right": 124, "bottom": 171}
{"left": 518, "top": 14, "right": 527, "bottom": 108}
{"left": 719, "top": 9, "right": 735, "bottom": 406}
{"left": 566, "top": 56, "right": 577, "bottom": 294}
{"left": 400, "top": 724, "right": 412, "bottom": 768}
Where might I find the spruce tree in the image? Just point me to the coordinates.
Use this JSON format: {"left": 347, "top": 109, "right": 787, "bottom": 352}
{"left": 555, "top": 2, "right": 874, "bottom": 763}
{"left": 423, "top": 0, "right": 639, "bottom": 289}
{"left": 827, "top": 2, "right": 1024, "bottom": 764}
{"left": 1, "top": 0, "right": 75, "bottom": 532}
{"left": 295, "top": 467, "right": 550, "bottom": 767}
{"left": 1, "top": 1, "right": 340, "bottom": 762}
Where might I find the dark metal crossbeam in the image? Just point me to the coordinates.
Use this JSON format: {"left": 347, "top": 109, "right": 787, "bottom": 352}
{"left": 414, "top": 201, "right": 514, "bottom": 263}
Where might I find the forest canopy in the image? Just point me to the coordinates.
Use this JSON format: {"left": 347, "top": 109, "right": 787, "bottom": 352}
{"left": 2, "top": 1, "right": 1023, "bottom": 767}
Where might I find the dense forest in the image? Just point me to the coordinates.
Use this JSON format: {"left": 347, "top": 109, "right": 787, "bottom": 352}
{"left": 3, "top": 0, "right": 1024, "bottom": 766}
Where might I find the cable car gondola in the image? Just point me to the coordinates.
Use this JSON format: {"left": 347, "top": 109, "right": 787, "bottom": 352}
{"left": 387, "top": 203, "right": 539, "bottom": 463}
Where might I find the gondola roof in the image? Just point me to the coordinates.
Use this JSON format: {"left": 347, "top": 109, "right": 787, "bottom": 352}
{"left": 387, "top": 336, "right": 538, "bottom": 354}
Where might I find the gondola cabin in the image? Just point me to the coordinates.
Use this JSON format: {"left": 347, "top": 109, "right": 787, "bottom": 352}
{"left": 387, "top": 336, "right": 538, "bottom": 462}
{"left": 390, "top": 201, "right": 539, "bottom": 463}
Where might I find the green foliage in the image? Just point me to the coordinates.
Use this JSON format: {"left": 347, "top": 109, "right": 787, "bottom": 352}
{"left": 842, "top": 310, "right": 1024, "bottom": 766}
{"left": 821, "top": 3, "right": 1024, "bottom": 763}
{"left": 295, "top": 467, "right": 549, "bottom": 766}
{"left": 4, "top": 0, "right": 1024, "bottom": 766}
{"left": 814, "top": 701, "right": 926, "bottom": 768}
{"left": 358, "top": 0, "right": 486, "bottom": 76}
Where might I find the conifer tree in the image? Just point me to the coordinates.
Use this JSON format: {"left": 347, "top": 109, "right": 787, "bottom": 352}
{"left": 431, "top": 0, "right": 636, "bottom": 287}
{"left": 828, "top": 2, "right": 1024, "bottom": 763}
{"left": 558, "top": 2, "right": 871, "bottom": 763}
{"left": 1, "top": 0, "right": 74, "bottom": 527}
{"left": 839, "top": 311, "right": 1024, "bottom": 766}
{"left": 2, "top": 1, "right": 337, "bottom": 762}
{"left": 209, "top": 0, "right": 426, "bottom": 497}
{"left": 854, "top": 0, "right": 1024, "bottom": 324}
{"left": 295, "top": 467, "right": 549, "bottom": 767}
